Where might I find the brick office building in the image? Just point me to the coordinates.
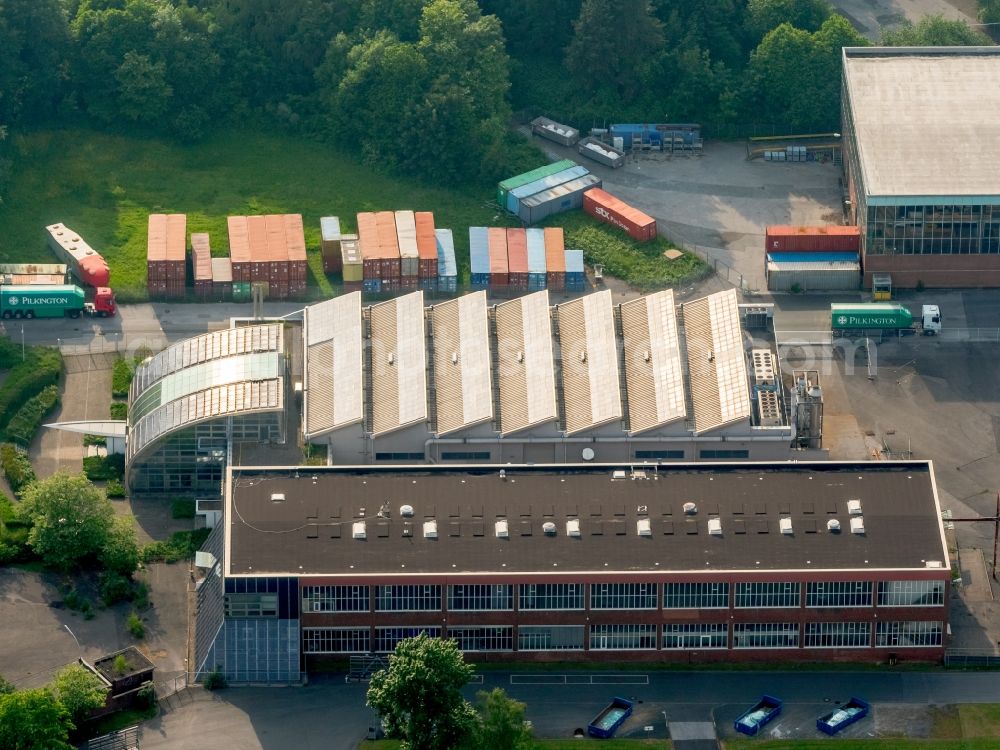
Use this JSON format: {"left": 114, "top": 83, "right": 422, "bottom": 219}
{"left": 195, "top": 461, "right": 949, "bottom": 683}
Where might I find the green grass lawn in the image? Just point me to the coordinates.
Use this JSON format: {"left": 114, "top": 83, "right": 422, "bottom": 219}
{"left": 0, "top": 128, "right": 518, "bottom": 301}
{"left": 0, "top": 128, "right": 708, "bottom": 302}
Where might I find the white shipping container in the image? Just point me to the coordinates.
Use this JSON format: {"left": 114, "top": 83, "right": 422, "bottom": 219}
{"left": 394, "top": 210, "right": 419, "bottom": 277}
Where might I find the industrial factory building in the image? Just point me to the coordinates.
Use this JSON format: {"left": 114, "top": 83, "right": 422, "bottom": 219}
{"left": 192, "top": 461, "right": 949, "bottom": 682}
{"left": 842, "top": 46, "right": 1000, "bottom": 288}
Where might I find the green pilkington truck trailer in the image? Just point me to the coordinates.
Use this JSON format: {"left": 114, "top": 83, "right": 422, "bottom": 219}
{"left": 830, "top": 303, "right": 940, "bottom": 335}
{"left": 0, "top": 284, "right": 117, "bottom": 319}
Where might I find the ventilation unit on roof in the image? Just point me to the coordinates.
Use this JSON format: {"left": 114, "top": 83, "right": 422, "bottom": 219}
{"left": 542, "top": 522, "right": 557, "bottom": 536}
{"left": 779, "top": 517, "right": 793, "bottom": 535}
{"left": 827, "top": 518, "right": 841, "bottom": 533}
{"left": 757, "top": 390, "right": 782, "bottom": 427}
{"left": 637, "top": 518, "right": 652, "bottom": 537}
{"left": 751, "top": 349, "right": 776, "bottom": 387}
{"left": 495, "top": 520, "right": 509, "bottom": 539}
{"left": 423, "top": 520, "right": 438, "bottom": 539}
{"left": 566, "top": 519, "right": 581, "bottom": 537}
{"left": 925, "top": 560, "right": 944, "bottom": 568}
{"left": 270, "top": 493, "right": 285, "bottom": 503}
{"left": 582, "top": 448, "right": 595, "bottom": 461}
{"left": 850, "top": 516, "right": 865, "bottom": 535}
{"left": 352, "top": 521, "right": 367, "bottom": 540}
{"left": 400, "top": 504, "right": 414, "bottom": 517}
{"left": 451, "top": 352, "right": 458, "bottom": 364}
{"left": 847, "top": 499, "right": 863, "bottom": 515}
{"left": 612, "top": 470, "right": 627, "bottom": 480}
{"left": 708, "top": 518, "right": 722, "bottom": 536}
{"left": 387, "top": 352, "right": 394, "bottom": 365}
{"left": 683, "top": 502, "right": 698, "bottom": 515}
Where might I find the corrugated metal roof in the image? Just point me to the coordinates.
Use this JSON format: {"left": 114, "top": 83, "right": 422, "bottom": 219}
{"left": 132, "top": 325, "right": 283, "bottom": 397}
{"left": 682, "top": 290, "right": 751, "bottom": 434}
{"left": 303, "top": 293, "right": 364, "bottom": 439}
{"left": 369, "top": 292, "right": 427, "bottom": 436}
{"left": 430, "top": 292, "right": 493, "bottom": 435}
{"left": 556, "top": 290, "right": 621, "bottom": 434}
{"left": 494, "top": 291, "right": 557, "bottom": 435}
{"left": 619, "top": 290, "right": 686, "bottom": 433}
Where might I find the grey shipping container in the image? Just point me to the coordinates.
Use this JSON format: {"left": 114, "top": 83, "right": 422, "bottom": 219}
{"left": 506, "top": 165, "right": 591, "bottom": 214}
{"left": 766, "top": 258, "right": 861, "bottom": 292}
{"left": 435, "top": 228, "right": 457, "bottom": 293}
{"left": 517, "top": 174, "right": 603, "bottom": 224}
{"left": 530, "top": 116, "right": 579, "bottom": 146}
{"left": 577, "top": 136, "right": 626, "bottom": 168}
{"left": 469, "top": 226, "right": 490, "bottom": 284}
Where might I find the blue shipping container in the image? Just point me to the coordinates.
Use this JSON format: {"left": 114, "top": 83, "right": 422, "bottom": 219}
{"left": 767, "top": 252, "right": 858, "bottom": 263}
{"left": 528, "top": 275, "right": 547, "bottom": 290}
{"left": 506, "top": 165, "right": 590, "bottom": 214}
{"left": 565, "top": 249, "right": 585, "bottom": 274}
{"left": 436, "top": 228, "right": 457, "bottom": 277}
{"left": 469, "top": 227, "right": 490, "bottom": 277}
{"left": 438, "top": 277, "right": 458, "bottom": 294}
{"left": 363, "top": 279, "right": 382, "bottom": 293}
{"left": 518, "top": 175, "right": 603, "bottom": 224}
{"left": 611, "top": 123, "right": 699, "bottom": 149}
{"left": 526, "top": 228, "right": 547, "bottom": 275}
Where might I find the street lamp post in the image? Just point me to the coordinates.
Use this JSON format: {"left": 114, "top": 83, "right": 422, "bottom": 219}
{"left": 20, "top": 324, "right": 24, "bottom": 361}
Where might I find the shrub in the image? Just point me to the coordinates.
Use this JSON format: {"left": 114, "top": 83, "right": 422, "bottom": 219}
{"left": 126, "top": 611, "right": 145, "bottom": 639}
{"left": 83, "top": 454, "right": 125, "bottom": 481}
{"left": 132, "top": 580, "right": 150, "bottom": 610}
{"left": 104, "top": 479, "right": 126, "bottom": 498}
{"left": 141, "top": 528, "right": 211, "bottom": 564}
{"left": 63, "top": 588, "right": 93, "bottom": 617}
{"left": 98, "top": 571, "right": 133, "bottom": 606}
{"left": 171, "top": 499, "right": 196, "bottom": 519}
{"left": 83, "top": 434, "right": 107, "bottom": 447}
{"left": 916, "top": 279, "right": 926, "bottom": 292}
{"left": 112, "top": 655, "right": 128, "bottom": 676}
{"left": 0, "top": 443, "right": 35, "bottom": 495}
{"left": 790, "top": 282, "right": 803, "bottom": 294}
{"left": 110, "top": 402, "right": 128, "bottom": 420}
{"left": 203, "top": 669, "right": 227, "bottom": 690}
{"left": 4, "top": 385, "right": 60, "bottom": 446}
{"left": 134, "top": 683, "right": 156, "bottom": 710}
{"left": 0, "top": 346, "right": 63, "bottom": 428}
{"left": 0, "top": 337, "right": 21, "bottom": 369}
{"left": 111, "top": 358, "right": 136, "bottom": 397}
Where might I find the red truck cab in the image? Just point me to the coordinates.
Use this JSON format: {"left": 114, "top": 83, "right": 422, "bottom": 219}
{"left": 88, "top": 287, "right": 117, "bottom": 317}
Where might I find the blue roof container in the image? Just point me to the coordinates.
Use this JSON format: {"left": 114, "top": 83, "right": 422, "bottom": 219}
{"left": 469, "top": 227, "right": 490, "bottom": 277}
{"left": 565, "top": 249, "right": 585, "bottom": 274}
{"left": 435, "top": 228, "right": 457, "bottom": 278}
{"left": 506, "top": 165, "right": 590, "bottom": 214}
{"left": 526, "top": 228, "right": 547, "bottom": 275}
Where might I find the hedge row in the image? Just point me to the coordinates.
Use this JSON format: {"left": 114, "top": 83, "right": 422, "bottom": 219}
{"left": 0, "top": 346, "right": 63, "bottom": 429}
{"left": 0, "top": 443, "right": 36, "bottom": 494}
{"left": 110, "top": 402, "right": 128, "bottom": 420}
{"left": 83, "top": 453, "right": 125, "bottom": 481}
{"left": 4, "top": 385, "right": 60, "bottom": 446}
{"left": 112, "top": 357, "right": 139, "bottom": 397}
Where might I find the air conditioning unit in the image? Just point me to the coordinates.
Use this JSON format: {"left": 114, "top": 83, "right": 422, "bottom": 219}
{"left": 495, "top": 520, "right": 509, "bottom": 539}
{"left": 566, "top": 519, "right": 581, "bottom": 538}
{"left": 708, "top": 518, "right": 722, "bottom": 536}
{"left": 636, "top": 518, "right": 652, "bottom": 537}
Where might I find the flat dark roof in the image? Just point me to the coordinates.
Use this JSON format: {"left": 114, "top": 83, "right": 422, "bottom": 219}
{"left": 225, "top": 462, "right": 947, "bottom": 577}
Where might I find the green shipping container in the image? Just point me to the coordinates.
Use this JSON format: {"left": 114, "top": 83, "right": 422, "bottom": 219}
{"left": 830, "top": 303, "right": 912, "bottom": 330}
{"left": 0, "top": 284, "right": 85, "bottom": 318}
{"left": 497, "top": 159, "right": 576, "bottom": 207}
{"left": 233, "top": 281, "right": 252, "bottom": 302}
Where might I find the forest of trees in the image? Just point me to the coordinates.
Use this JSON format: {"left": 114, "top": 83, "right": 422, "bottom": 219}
{"left": 0, "top": 0, "right": 994, "bottom": 191}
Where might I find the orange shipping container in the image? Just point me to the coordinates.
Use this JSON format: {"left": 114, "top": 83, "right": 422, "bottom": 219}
{"left": 506, "top": 228, "right": 528, "bottom": 289}
{"left": 488, "top": 227, "right": 508, "bottom": 285}
{"left": 414, "top": 211, "right": 438, "bottom": 278}
{"left": 765, "top": 225, "right": 861, "bottom": 253}
{"left": 544, "top": 227, "right": 566, "bottom": 290}
{"left": 191, "top": 233, "right": 213, "bottom": 282}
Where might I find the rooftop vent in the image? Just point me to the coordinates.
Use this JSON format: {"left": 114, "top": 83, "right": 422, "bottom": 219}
{"left": 779, "top": 517, "right": 793, "bottom": 535}
{"left": 451, "top": 351, "right": 458, "bottom": 365}
{"left": 270, "top": 493, "right": 285, "bottom": 503}
{"left": 707, "top": 518, "right": 722, "bottom": 536}
{"left": 400, "top": 504, "right": 414, "bottom": 517}
{"left": 566, "top": 519, "right": 581, "bottom": 538}
{"left": 683, "top": 502, "right": 698, "bottom": 515}
{"left": 632, "top": 470, "right": 647, "bottom": 481}
{"left": 352, "top": 521, "right": 367, "bottom": 540}
{"left": 542, "top": 522, "right": 557, "bottom": 536}
{"left": 579, "top": 350, "right": 587, "bottom": 362}
{"left": 637, "top": 518, "right": 652, "bottom": 537}
{"left": 643, "top": 349, "right": 650, "bottom": 362}
{"left": 850, "top": 516, "right": 865, "bottom": 535}
{"left": 827, "top": 519, "right": 841, "bottom": 533}
{"left": 612, "top": 470, "right": 627, "bottom": 480}
{"left": 847, "top": 499, "right": 863, "bottom": 515}
{"left": 582, "top": 448, "right": 595, "bottom": 461}
{"left": 423, "top": 520, "right": 438, "bottom": 539}
{"left": 495, "top": 520, "right": 509, "bottom": 539}
{"left": 387, "top": 352, "right": 394, "bottom": 365}
{"left": 516, "top": 350, "right": 524, "bottom": 363}
{"left": 925, "top": 560, "right": 944, "bottom": 568}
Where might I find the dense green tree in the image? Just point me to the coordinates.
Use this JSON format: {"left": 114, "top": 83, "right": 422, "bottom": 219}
{"left": 18, "top": 472, "right": 113, "bottom": 572}
{"left": 654, "top": 0, "right": 746, "bottom": 70}
{"left": 881, "top": 14, "right": 991, "bottom": 46}
{"left": 468, "top": 688, "right": 533, "bottom": 750}
{"left": 565, "top": 0, "right": 664, "bottom": 101}
{"left": 480, "top": 0, "right": 580, "bottom": 58}
{"left": 981, "top": 0, "right": 1000, "bottom": 26}
{"left": 0, "top": 675, "right": 13, "bottom": 695}
{"left": 99, "top": 515, "right": 140, "bottom": 577}
{"left": 0, "top": 688, "right": 73, "bottom": 750}
{"left": 0, "top": 0, "right": 69, "bottom": 126}
{"left": 51, "top": 664, "right": 109, "bottom": 726}
{"left": 745, "top": 0, "right": 834, "bottom": 41}
{"left": 367, "top": 633, "right": 477, "bottom": 750}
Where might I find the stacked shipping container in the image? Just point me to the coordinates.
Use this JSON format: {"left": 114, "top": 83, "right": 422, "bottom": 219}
{"left": 211, "top": 257, "right": 233, "bottom": 300}
{"left": 518, "top": 174, "right": 602, "bottom": 224}
{"left": 765, "top": 226, "right": 861, "bottom": 253}
{"left": 225, "top": 214, "right": 308, "bottom": 299}
{"left": 565, "top": 249, "right": 586, "bottom": 290}
{"left": 497, "top": 159, "right": 576, "bottom": 208}
{"left": 191, "top": 232, "right": 213, "bottom": 299}
{"left": 147, "top": 213, "right": 187, "bottom": 298}
{"left": 320, "top": 217, "right": 342, "bottom": 273}
{"left": 764, "top": 225, "right": 862, "bottom": 293}
{"left": 435, "top": 229, "right": 457, "bottom": 293}
{"left": 505, "top": 165, "right": 590, "bottom": 215}
{"left": 358, "top": 212, "right": 402, "bottom": 292}
{"left": 544, "top": 227, "right": 566, "bottom": 291}
{"left": 526, "top": 228, "right": 547, "bottom": 290}
{"left": 470, "top": 227, "right": 490, "bottom": 287}
{"left": 488, "top": 227, "right": 509, "bottom": 287}
{"left": 415, "top": 212, "right": 438, "bottom": 281}
{"left": 395, "top": 210, "right": 419, "bottom": 289}
{"left": 341, "top": 235, "right": 362, "bottom": 290}
{"left": 506, "top": 228, "right": 528, "bottom": 289}
{"left": 583, "top": 188, "right": 657, "bottom": 242}
{"left": 285, "top": 214, "right": 308, "bottom": 296}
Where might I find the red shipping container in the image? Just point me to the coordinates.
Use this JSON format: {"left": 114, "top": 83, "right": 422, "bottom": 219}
{"left": 765, "top": 225, "right": 860, "bottom": 253}
{"left": 506, "top": 228, "right": 528, "bottom": 288}
{"left": 414, "top": 211, "right": 438, "bottom": 278}
{"left": 583, "top": 188, "right": 657, "bottom": 242}
{"left": 400, "top": 276, "right": 418, "bottom": 290}
{"left": 488, "top": 227, "right": 508, "bottom": 285}
{"left": 544, "top": 227, "right": 566, "bottom": 289}
{"left": 191, "top": 233, "right": 213, "bottom": 284}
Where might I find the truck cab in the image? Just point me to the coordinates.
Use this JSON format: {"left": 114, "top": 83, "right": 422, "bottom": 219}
{"left": 920, "top": 304, "right": 941, "bottom": 335}
{"left": 86, "top": 287, "right": 117, "bottom": 317}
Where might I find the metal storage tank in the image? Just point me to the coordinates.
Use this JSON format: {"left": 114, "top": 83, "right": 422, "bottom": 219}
{"left": 518, "top": 174, "right": 603, "bottom": 225}
{"left": 766, "top": 255, "right": 861, "bottom": 292}
{"left": 435, "top": 229, "right": 457, "bottom": 293}
{"left": 469, "top": 227, "right": 490, "bottom": 287}
{"left": 497, "top": 159, "right": 576, "bottom": 208}
{"left": 577, "top": 137, "right": 626, "bottom": 168}
{"left": 320, "top": 216, "right": 342, "bottom": 273}
{"left": 526, "top": 228, "right": 547, "bottom": 290}
{"left": 531, "top": 116, "right": 580, "bottom": 146}
{"left": 505, "top": 165, "right": 591, "bottom": 214}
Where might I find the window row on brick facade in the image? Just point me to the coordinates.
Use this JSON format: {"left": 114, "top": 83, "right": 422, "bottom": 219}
{"left": 295, "top": 580, "right": 945, "bottom": 613}
{"left": 300, "top": 620, "right": 943, "bottom": 654}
